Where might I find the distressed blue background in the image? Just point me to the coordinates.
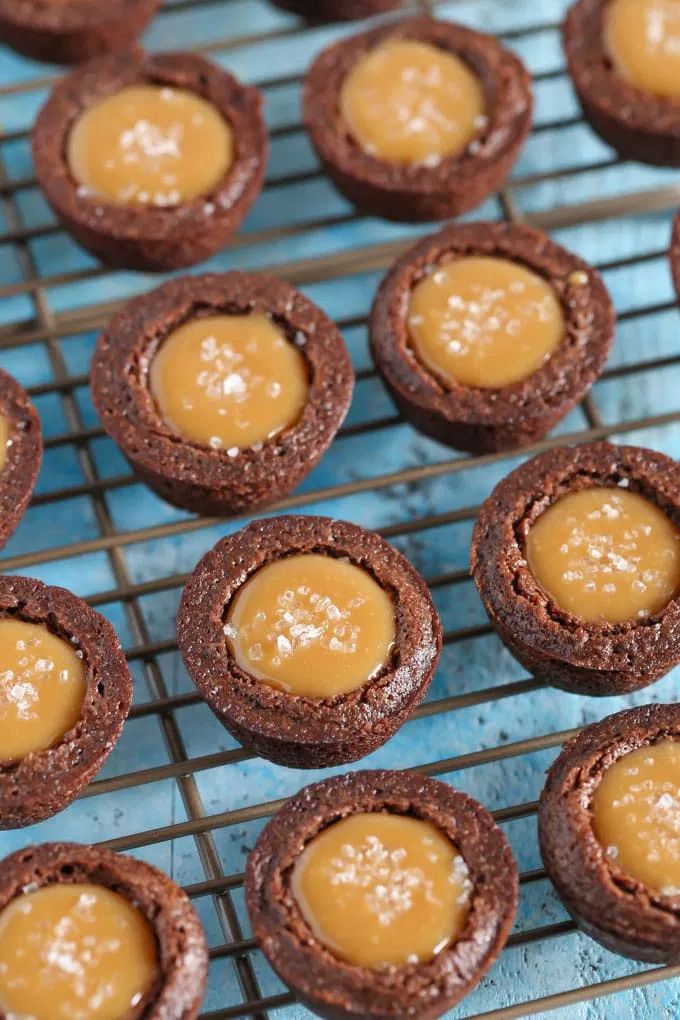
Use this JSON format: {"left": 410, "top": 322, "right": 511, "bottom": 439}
{"left": 1, "top": 1, "right": 680, "bottom": 1017}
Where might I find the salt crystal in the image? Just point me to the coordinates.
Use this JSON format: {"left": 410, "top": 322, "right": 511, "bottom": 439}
{"left": 656, "top": 793, "right": 675, "bottom": 811}
{"left": 276, "top": 634, "right": 292, "bottom": 657}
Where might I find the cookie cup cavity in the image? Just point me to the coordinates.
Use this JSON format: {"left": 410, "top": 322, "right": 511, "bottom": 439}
{"left": 0, "top": 368, "right": 42, "bottom": 550}
{"left": 471, "top": 442, "right": 680, "bottom": 696}
{"left": 0, "top": 575, "right": 132, "bottom": 828}
{"left": 90, "top": 272, "right": 353, "bottom": 516}
{"left": 539, "top": 703, "right": 680, "bottom": 962}
{"left": 564, "top": 0, "right": 680, "bottom": 165}
{"left": 177, "top": 516, "right": 442, "bottom": 769}
{"left": 246, "top": 769, "right": 518, "bottom": 1020}
{"left": 0, "top": 842, "right": 208, "bottom": 1017}
{"left": 370, "top": 221, "right": 615, "bottom": 453}
{"left": 32, "top": 49, "right": 267, "bottom": 272}
{"left": 303, "top": 17, "right": 532, "bottom": 222}
{"left": 0, "top": 0, "right": 159, "bottom": 65}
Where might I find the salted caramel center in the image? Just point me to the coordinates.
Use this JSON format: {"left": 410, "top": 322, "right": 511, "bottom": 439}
{"left": 0, "top": 883, "right": 159, "bottom": 1020}
{"left": 605, "top": 0, "right": 680, "bottom": 99}
{"left": 291, "top": 812, "right": 471, "bottom": 969}
{"left": 0, "top": 619, "right": 86, "bottom": 763}
{"left": 526, "top": 488, "right": 680, "bottom": 624}
{"left": 149, "top": 313, "right": 309, "bottom": 451}
{"left": 224, "top": 553, "right": 396, "bottom": 698}
{"left": 0, "top": 416, "right": 9, "bottom": 474}
{"left": 593, "top": 740, "right": 680, "bottom": 895}
{"left": 67, "top": 84, "right": 233, "bottom": 208}
{"left": 340, "top": 39, "right": 486, "bottom": 167}
{"left": 407, "top": 256, "right": 564, "bottom": 389}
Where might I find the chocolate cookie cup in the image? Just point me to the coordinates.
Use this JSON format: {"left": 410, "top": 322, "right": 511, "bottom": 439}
{"left": 177, "top": 516, "right": 442, "bottom": 769}
{"left": 471, "top": 441, "right": 680, "bottom": 697}
{"left": 90, "top": 272, "right": 353, "bottom": 516}
{"left": 32, "top": 49, "right": 267, "bottom": 272}
{"left": 246, "top": 770, "right": 518, "bottom": 1019}
{"left": 0, "top": 575, "right": 132, "bottom": 828}
{"left": 303, "top": 17, "right": 532, "bottom": 223}
{"left": 671, "top": 213, "right": 680, "bottom": 303}
{"left": 564, "top": 0, "right": 680, "bottom": 166}
{"left": 0, "top": 842, "right": 208, "bottom": 1017}
{"left": 272, "top": 0, "right": 402, "bottom": 20}
{"left": 370, "top": 221, "right": 615, "bottom": 454}
{"left": 0, "top": 368, "right": 42, "bottom": 550}
{"left": 539, "top": 703, "right": 680, "bottom": 962}
{"left": 0, "top": 0, "right": 159, "bottom": 65}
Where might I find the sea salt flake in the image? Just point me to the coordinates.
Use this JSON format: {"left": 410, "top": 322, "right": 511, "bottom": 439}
{"left": 276, "top": 634, "right": 292, "bottom": 657}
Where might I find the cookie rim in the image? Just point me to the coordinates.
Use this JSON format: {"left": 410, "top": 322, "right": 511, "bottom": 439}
{"left": 0, "top": 840, "right": 208, "bottom": 1017}
{"left": 302, "top": 16, "right": 533, "bottom": 220}
{"left": 90, "top": 271, "right": 354, "bottom": 515}
{"left": 0, "top": 575, "right": 133, "bottom": 828}
{"left": 369, "top": 220, "right": 615, "bottom": 451}
{"left": 246, "top": 768, "right": 518, "bottom": 1019}
{"left": 471, "top": 441, "right": 680, "bottom": 695}
{"left": 0, "top": 368, "right": 42, "bottom": 550}
{"left": 31, "top": 48, "right": 267, "bottom": 268}
{"left": 539, "top": 703, "right": 680, "bottom": 961}
{"left": 177, "top": 515, "right": 442, "bottom": 768}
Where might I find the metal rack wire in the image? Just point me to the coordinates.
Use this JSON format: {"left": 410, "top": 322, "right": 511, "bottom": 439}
{"left": 2, "top": 0, "right": 680, "bottom": 1016}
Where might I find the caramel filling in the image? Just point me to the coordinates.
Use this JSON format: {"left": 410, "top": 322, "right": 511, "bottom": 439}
{"left": 0, "top": 883, "right": 159, "bottom": 1020}
{"left": 224, "top": 554, "right": 396, "bottom": 698}
{"left": 407, "top": 256, "right": 564, "bottom": 389}
{"left": 291, "top": 812, "right": 471, "bottom": 969}
{"left": 340, "top": 39, "right": 486, "bottom": 167}
{"left": 0, "top": 416, "right": 9, "bottom": 474}
{"left": 605, "top": 0, "right": 680, "bottom": 99}
{"left": 0, "top": 619, "right": 86, "bottom": 763}
{"left": 526, "top": 488, "right": 680, "bottom": 624}
{"left": 67, "top": 85, "right": 233, "bottom": 208}
{"left": 593, "top": 740, "right": 680, "bottom": 895}
{"left": 149, "top": 313, "right": 308, "bottom": 451}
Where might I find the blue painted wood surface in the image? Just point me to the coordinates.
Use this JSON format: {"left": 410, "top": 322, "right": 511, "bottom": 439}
{"left": 1, "top": 1, "right": 680, "bottom": 1016}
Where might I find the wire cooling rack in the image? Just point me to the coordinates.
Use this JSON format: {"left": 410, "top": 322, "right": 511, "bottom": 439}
{"left": 2, "top": 0, "right": 680, "bottom": 1017}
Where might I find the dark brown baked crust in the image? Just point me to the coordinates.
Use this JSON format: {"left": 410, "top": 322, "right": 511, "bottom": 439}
{"left": 0, "top": 368, "right": 42, "bottom": 550}
{"left": 471, "top": 441, "right": 680, "bottom": 696}
{"left": 564, "top": 0, "right": 680, "bottom": 165}
{"left": 0, "top": 842, "right": 208, "bottom": 1018}
{"left": 303, "top": 16, "right": 532, "bottom": 222}
{"left": 177, "top": 516, "right": 442, "bottom": 769}
{"left": 0, "top": 575, "right": 132, "bottom": 828}
{"left": 271, "top": 0, "right": 402, "bottom": 20}
{"left": 671, "top": 213, "right": 680, "bottom": 303}
{"left": 90, "top": 272, "right": 353, "bottom": 516}
{"left": 370, "top": 221, "right": 615, "bottom": 454}
{"left": 540, "top": 703, "right": 680, "bottom": 962}
{"left": 246, "top": 769, "right": 518, "bottom": 1019}
{"left": 31, "top": 48, "right": 267, "bottom": 272}
{"left": 0, "top": 0, "right": 158, "bottom": 65}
